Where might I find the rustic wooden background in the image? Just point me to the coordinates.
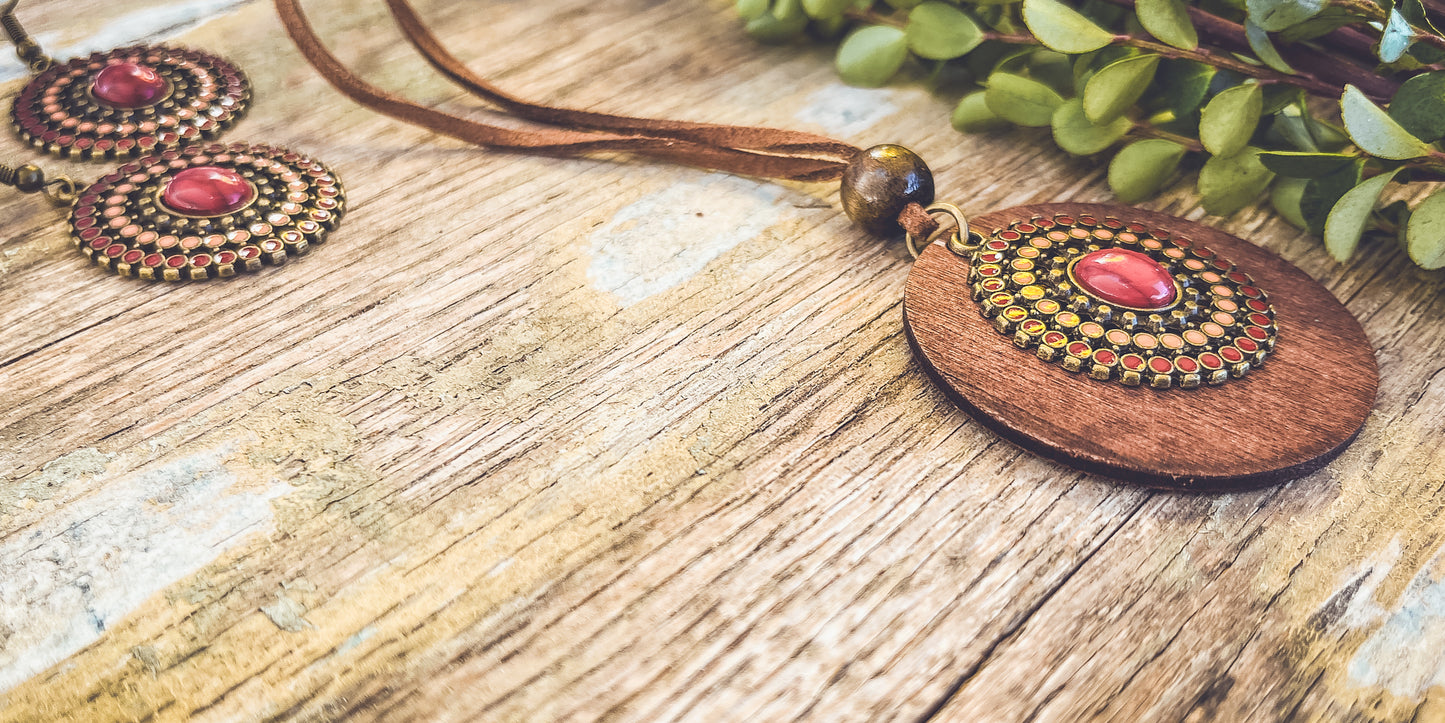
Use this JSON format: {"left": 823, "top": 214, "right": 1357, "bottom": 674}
{"left": 1, "top": 0, "right": 1443, "bottom": 721}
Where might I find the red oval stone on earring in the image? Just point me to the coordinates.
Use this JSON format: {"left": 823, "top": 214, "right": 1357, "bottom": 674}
{"left": 13, "top": 46, "right": 250, "bottom": 160}
{"left": 90, "top": 62, "right": 172, "bottom": 108}
{"left": 161, "top": 166, "right": 257, "bottom": 216}
{"left": 66, "top": 142, "right": 346, "bottom": 281}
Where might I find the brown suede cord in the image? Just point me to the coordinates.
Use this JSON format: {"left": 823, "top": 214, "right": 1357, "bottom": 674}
{"left": 273, "top": 0, "right": 862, "bottom": 182}
{"left": 897, "top": 203, "right": 940, "bottom": 242}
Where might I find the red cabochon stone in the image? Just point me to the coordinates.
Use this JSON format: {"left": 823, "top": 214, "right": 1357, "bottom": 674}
{"left": 92, "top": 63, "right": 169, "bottom": 108}
{"left": 161, "top": 166, "right": 254, "bottom": 216}
{"left": 1073, "top": 248, "right": 1178, "bottom": 310}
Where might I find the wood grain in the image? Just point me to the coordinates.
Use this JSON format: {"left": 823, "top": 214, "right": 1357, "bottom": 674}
{"left": 1, "top": 1, "right": 1444, "bottom": 722}
{"left": 905, "top": 202, "right": 1378, "bottom": 490}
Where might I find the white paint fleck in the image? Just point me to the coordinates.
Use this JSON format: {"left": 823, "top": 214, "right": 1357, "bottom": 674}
{"left": 1348, "top": 540, "right": 1445, "bottom": 699}
{"left": 0, "top": 0, "right": 252, "bottom": 82}
{"left": 1340, "top": 538, "right": 1402, "bottom": 630}
{"left": 0, "top": 446, "right": 290, "bottom": 692}
{"left": 794, "top": 83, "right": 899, "bottom": 137}
{"left": 335, "top": 625, "right": 377, "bottom": 655}
{"left": 487, "top": 558, "right": 515, "bottom": 577}
{"left": 587, "top": 175, "right": 787, "bottom": 306}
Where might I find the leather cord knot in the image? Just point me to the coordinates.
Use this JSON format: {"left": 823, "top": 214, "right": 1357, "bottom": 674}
{"left": 897, "top": 202, "right": 940, "bottom": 242}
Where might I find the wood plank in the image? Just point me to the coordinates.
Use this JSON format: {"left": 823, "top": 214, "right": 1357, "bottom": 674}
{"left": 0, "top": 0, "right": 1443, "bottom": 721}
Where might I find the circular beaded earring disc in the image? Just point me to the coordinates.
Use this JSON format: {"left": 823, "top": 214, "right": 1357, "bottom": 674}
{"left": 12, "top": 46, "right": 249, "bottom": 160}
{"left": 903, "top": 203, "right": 1377, "bottom": 490}
{"left": 69, "top": 142, "right": 345, "bottom": 281}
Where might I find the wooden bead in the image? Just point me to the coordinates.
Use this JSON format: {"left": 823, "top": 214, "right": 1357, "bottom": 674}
{"left": 839, "top": 144, "right": 935, "bottom": 236}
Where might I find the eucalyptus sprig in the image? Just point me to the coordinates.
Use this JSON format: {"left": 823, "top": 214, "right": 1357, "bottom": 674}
{"left": 736, "top": 0, "right": 1445, "bottom": 269}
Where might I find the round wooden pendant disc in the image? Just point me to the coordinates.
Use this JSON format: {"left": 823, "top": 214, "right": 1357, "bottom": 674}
{"left": 903, "top": 203, "right": 1378, "bottom": 490}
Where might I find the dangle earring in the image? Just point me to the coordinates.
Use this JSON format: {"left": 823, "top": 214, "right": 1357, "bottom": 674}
{"left": 2, "top": 0, "right": 250, "bottom": 160}
{"left": 2, "top": 143, "right": 345, "bottom": 281}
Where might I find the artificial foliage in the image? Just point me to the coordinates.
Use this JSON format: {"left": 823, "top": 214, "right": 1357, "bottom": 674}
{"left": 735, "top": 0, "right": 1445, "bottom": 268}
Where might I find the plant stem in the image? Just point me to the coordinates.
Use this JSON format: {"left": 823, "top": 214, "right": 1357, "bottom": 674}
{"left": 1331, "top": 0, "right": 1387, "bottom": 23}
{"left": 843, "top": 8, "right": 902, "bottom": 27}
{"left": 1131, "top": 123, "right": 1205, "bottom": 152}
{"left": 1102, "top": 0, "right": 1400, "bottom": 100}
{"left": 849, "top": 2, "right": 1401, "bottom": 101}
{"left": 1415, "top": 29, "right": 1445, "bottom": 53}
{"left": 1118, "top": 35, "right": 1345, "bottom": 96}
{"left": 983, "top": 32, "right": 1041, "bottom": 45}
{"left": 1322, "top": 25, "right": 1387, "bottom": 65}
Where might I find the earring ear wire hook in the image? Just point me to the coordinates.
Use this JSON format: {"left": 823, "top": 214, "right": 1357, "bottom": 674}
{"left": 0, "top": 0, "right": 52, "bottom": 73}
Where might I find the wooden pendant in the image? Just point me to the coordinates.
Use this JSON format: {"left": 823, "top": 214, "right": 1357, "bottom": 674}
{"left": 903, "top": 202, "right": 1377, "bottom": 490}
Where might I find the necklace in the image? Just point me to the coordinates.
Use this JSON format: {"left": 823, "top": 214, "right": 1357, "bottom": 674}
{"left": 272, "top": 0, "right": 1377, "bottom": 490}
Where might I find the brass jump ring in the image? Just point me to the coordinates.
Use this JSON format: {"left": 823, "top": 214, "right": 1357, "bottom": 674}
{"left": 905, "top": 203, "right": 973, "bottom": 260}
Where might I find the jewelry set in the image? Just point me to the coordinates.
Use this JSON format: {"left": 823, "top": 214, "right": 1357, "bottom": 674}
{"left": 4, "top": 0, "right": 1379, "bottom": 489}
{"left": 0, "top": 0, "right": 344, "bottom": 281}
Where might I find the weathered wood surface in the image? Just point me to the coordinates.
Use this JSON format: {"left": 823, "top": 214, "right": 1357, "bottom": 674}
{"left": 0, "top": 1, "right": 1443, "bottom": 721}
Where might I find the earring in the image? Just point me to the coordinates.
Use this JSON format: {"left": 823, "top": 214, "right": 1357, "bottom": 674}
{"left": 2, "top": 0, "right": 250, "bottom": 161}
{"left": 3, "top": 141, "right": 346, "bottom": 281}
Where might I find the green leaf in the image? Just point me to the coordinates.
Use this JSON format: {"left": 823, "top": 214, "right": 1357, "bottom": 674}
{"left": 1072, "top": 47, "right": 1135, "bottom": 94}
{"left": 968, "top": 43, "right": 1033, "bottom": 79}
{"left": 836, "top": 25, "right": 910, "bottom": 87}
{"left": 737, "top": 0, "right": 771, "bottom": 20}
{"left": 1109, "top": 138, "right": 1186, "bottom": 202}
{"left": 906, "top": 3, "right": 984, "bottom": 59}
{"left": 1380, "top": 7, "right": 1415, "bottom": 63}
{"left": 1271, "top": 107, "right": 1318, "bottom": 151}
{"left": 1300, "top": 162, "right": 1363, "bottom": 234}
{"left": 1308, "top": 116, "right": 1352, "bottom": 151}
{"left": 1137, "top": 0, "right": 1198, "bottom": 48}
{"left": 1052, "top": 98, "right": 1132, "bottom": 154}
{"left": 1261, "top": 85, "right": 1304, "bottom": 116}
{"left": 802, "top": 0, "right": 852, "bottom": 18}
{"left": 1199, "top": 83, "right": 1263, "bottom": 157}
{"left": 743, "top": 0, "right": 809, "bottom": 41}
{"left": 1153, "top": 58, "right": 1215, "bottom": 115}
{"left": 1083, "top": 54, "right": 1160, "bottom": 123}
{"left": 1247, "top": 0, "right": 1324, "bottom": 31}
{"left": 1389, "top": 71, "right": 1445, "bottom": 142}
{"left": 1341, "top": 85, "right": 1433, "bottom": 159}
{"left": 952, "top": 90, "right": 1011, "bottom": 132}
{"left": 1323, "top": 170, "right": 1398, "bottom": 262}
{"left": 985, "top": 71, "right": 1066, "bottom": 126}
{"left": 1023, "top": 0, "right": 1116, "bottom": 53}
{"left": 1257, "top": 151, "right": 1356, "bottom": 177}
{"left": 1400, "top": 0, "right": 1442, "bottom": 35}
{"left": 1244, "top": 20, "right": 1295, "bottom": 73}
{"left": 1271, "top": 177, "right": 1310, "bottom": 229}
{"left": 1407, "top": 190, "right": 1445, "bottom": 268}
{"left": 1199, "top": 147, "right": 1275, "bottom": 216}
{"left": 1029, "top": 48, "right": 1075, "bottom": 93}
{"left": 1278, "top": 6, "right": 1363, "bottom": 41}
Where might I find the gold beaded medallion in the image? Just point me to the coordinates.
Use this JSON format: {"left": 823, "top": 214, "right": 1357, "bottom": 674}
{"left": 13, "top": 46, "right": 249, "bottom": 160}
{"left": 970, "top": 213, "right": 1277, "bottom": 389}
{"left": 69, "top": 142, "right": 345, "bottom": 281}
